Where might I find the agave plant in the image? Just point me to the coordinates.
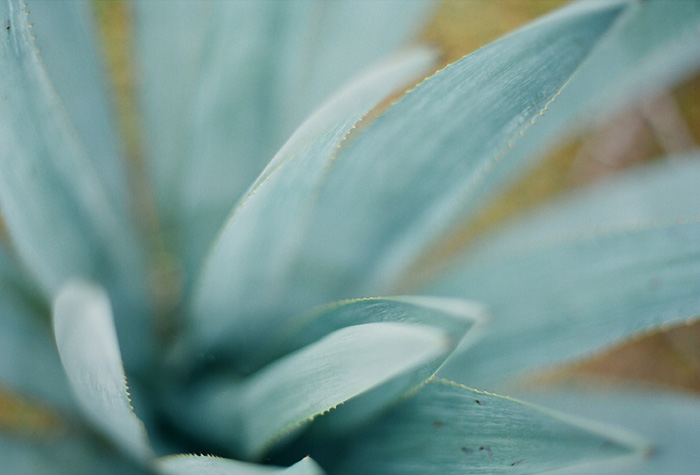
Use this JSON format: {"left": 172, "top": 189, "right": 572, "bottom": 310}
{"left": 2, "top": 0, "right": 700, "bottom": 473}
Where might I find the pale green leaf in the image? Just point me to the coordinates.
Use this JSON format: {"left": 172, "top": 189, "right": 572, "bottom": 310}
{"left": 0, "top": 433, "right": 146, "bottom": 475}
{"left": 135, "top": 0, "right": 434, "bottom": 274}
{"left": 0, "top": 0, "right": 150, "bottom": 367}
{"left": 193, "top": 1, "right": 629, "bottom": 349}
{"left": 155, "top": 454, "right": 324, "bottom": 475}
{"left": 27, "top": 0, "right": 130, "bottom": 217}
{"left": 0, "top": 247, "right": 72, "bottom": 408}
{"left": 283, "top": 0, "right": 629, "bottom": 302}
{"left": 192, "top": 48, "right": 437, "bottom": 354}
{"left": 430, "top": 156, "right": 700, "bottom": 389}
{"left": 183, "top": 322, "right": 450, "bottom": 459}
{"left": 52, "top": 281, "right": 153, "bottom": 462}
{"left": 312, "top": 379, "right": 644, "bottom": 475}
{"left": 265, "top": 296, "right": 486, "bottom": 435}
{"left": 516, "top": 388, "right": 700, "bottom": 475}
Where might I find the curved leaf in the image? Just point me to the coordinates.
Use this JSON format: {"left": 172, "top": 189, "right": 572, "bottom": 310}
{"left": 516, "top": 387, "right": 700, "bottom": 475}
{"left": 52, "top": 281, "right": 153, "bottom": 462}
{"left": 135, "top": 0, "right": 435, "bottom": 273}
{"left": 282, "top": 0, "right": 629, "bottom": 301}
{"left": 430, "top": 156, "right": 700, "bottom": 389}
{"left": 193, "top": 0, "right": 630, "bottom": 350}
{"left": 0, "top": 0, "right": 149, "bottom": 367}
{"left": 192, "top": 48, "right": 437, "bottom": 353}
{"left": 260, "top": 296, "right": 486, "bottom": 435}
{"left": 27, "top": 0, "right": 130, "bottom": 216}
{"left": 155, "top": 454, "right": 324, "bottom": 475}
{"left": 310, "top": 379, "right": 644, "bottom": 475}
{"left": 184, "top": 322, "right": 450, "bottom": 459}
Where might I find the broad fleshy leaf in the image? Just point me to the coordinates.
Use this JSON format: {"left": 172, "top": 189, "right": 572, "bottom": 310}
{"left": 184, "top": 322, "right": 450, "bottom": 459}
{"left": 193, "top": 0, "right": 628, "bottom": 352}
{"left": 0, "top": 0, "right": 149, "bottom": 367}
{"left": 310, "top": 379, "right": 644, "bottom": 474}
{"left": 52, "top": 281, "right": 153, "bottom": 462}
{"left": 261, "top": 296, "right": 486, "bottom": 434}
{"left": 430, "top": 156, "right": 700, "bottom": 389}
{"left": 134, "top": 0, "right": 435, "bottom": 273}
{"left": 155, "top": 454, "right": 324, "bottom": 475}
{"left": 516, "top": 387, "right": 700, "bottom": 475}
{"left": 192, "top": 48, "right": 437, "bottom": 354}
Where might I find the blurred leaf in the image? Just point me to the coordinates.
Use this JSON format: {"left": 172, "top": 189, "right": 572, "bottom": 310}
{"left": 311, "top": 379, "right": 643, "bottom": 474}
{"left": 430, "top": 156, "right": 700, "bottom": 390}
{"left": 192, "top": 48, "right": 436, "bottom": 354}
{"left": 0, "top": 249, "right": 73, "bottom": 408}
{"left": 516, "top": 387, "right": 700, "bottom": 475}
{"left": 184, "top": 322, "right": 450, "bottom": 459}
{"left": 28, "top": 0, "right": 130, "bottom": 218}
{"left": 52, "top": 281, "right": 153, "bottom": 462}
{"left": 134, "top": 0, "right": 435, "bottom": 275}
{"left": 0, "top": 0, "right": 149, "bottom": 367}
{"left": 0, "top": 432, "right": 145, "bottom": 475}
{"left": 155, "top": 454, "right": 324, "bottom": 475}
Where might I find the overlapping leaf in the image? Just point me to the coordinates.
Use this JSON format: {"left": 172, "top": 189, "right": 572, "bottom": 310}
{"left": 517, "top": 387, "right": 700, "bottom": 474}
{"left": 308, "top": 379, "right": 644, "bottom": 474}
{"left": 0, "top": 0, "right": 149, "bottom": 367}
{"left": 430, "top": 156, "right": 700, "bottom": 389}
{"left": 134, "top": 0, "right": 435, "bottom": 273}
{"left": 184, "top": 322, "right": 450, "bottom": 458}
{"left": 192, "top": 48, "right": 436, "bottom": 354}
{"left": 27, "top": 0, "right": 130, "bottom": 217}
{"left": 52, "top": 281, "right": 153, "bottom": 462}
{"left": 192, "top": 0, "right": 630, "bottom": 356}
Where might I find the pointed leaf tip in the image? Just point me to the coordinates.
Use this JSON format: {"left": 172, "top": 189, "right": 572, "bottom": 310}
{"left": 52, "top": 281, "right": 153, "bottom": 462}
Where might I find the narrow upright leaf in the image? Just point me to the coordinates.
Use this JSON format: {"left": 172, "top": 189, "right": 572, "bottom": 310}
{"left": 193, "top": 48, "right": 436, "bottom": 353}
{"left": 0, "top": 0, "right": 149, "bottom": 367}
{"left": 135, "top": 0, "right": 434, "bottom": 274}
{"left": 27, "top": 0, "right": 130, "bottom": 217}
{"left": 52, "top": 282, "right": 153, "bottom": 462}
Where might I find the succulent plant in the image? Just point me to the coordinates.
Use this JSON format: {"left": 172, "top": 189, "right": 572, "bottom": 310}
{"left": 1, "top": 0, "right": 700, "bottom": 473}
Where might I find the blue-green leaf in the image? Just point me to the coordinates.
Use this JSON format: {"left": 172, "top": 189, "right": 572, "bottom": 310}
{"left": 135, "top": 0, "right": 434, "bottom": 274}
{"left": 0, "top": 432, "right": 146, "bottom": 475}
{"left": 516, "top": 387, "right": 700, "bottom": 475}
{"left": 0, "top": 247, "right": 72, "bottom": 409}
{"left": 311, "top": 378, "right": 644, "bottom": 475}
{"left": 193, "top": 1, "right": 630, "bottom": 351}
{"left": 0, "top": 0, "right": 149, "bottom": 367}
{"left": 282, "top": 0, "right": 629, "bottom": 301}
{"left": 184, "top": 322, "right": 450, "bottom": 459}
{"left": 52, "top": 281, "right": 153, "bottom": 462}
{"left": 430, "top": 156, "right": 700, "bottom": 389}
{"left": 260, "top": 296, "right": 485, "bottom": 435}
{"left": 192, "top": 48, "right": 436, "bottom": 353}
{"left": 27, "top": 0, "right": 130, "bottom": 217}
{"left": 155, "top": 454, "right": 324, "bottom": 475}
